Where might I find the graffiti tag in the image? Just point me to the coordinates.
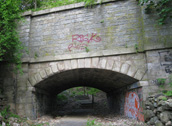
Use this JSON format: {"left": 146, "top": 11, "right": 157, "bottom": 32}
{"left": 124, "top": 92, "right": 144, "bottom": 122}
{"left": 68, "top": 33, "right": 101, "bottom": 51}
{"left": 72, "top": 33, "right": 101, "bottom": 43}
{"left": 68, "top": 43, "right": 88, "bottom": 51}
{"left": 159, "top": 51, "right": 172, "bottom": 73}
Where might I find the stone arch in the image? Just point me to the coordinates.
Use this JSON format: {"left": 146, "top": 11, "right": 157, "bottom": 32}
{"left": 28, "top": 57, "right": 146, "bottom": 87}
{"left": 25, "top": 56, "right": 147, "bottom": 119}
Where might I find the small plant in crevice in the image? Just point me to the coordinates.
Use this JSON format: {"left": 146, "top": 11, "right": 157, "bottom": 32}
{"left": 157, "top": 78, "right": 166, "bottom": 86}
{"left": 125, "top": 43, "right": 128, "bottom": 48}
{"left": 86, "top": 119, "right": 103, "bottom": 126}
{"left": 100, "top": 19, "right": 104, "bottom": 23}
{"left": 85, "top": 46, "right": 90, "bottom": 52}
{"left": 84, "top": 0, "right": 96, "bottom": 8}
{"left": 135, "top": 44, "right": 139, "bottom": 53}
{"left": 34, "top": 52, "right": 39, "bottom": 59}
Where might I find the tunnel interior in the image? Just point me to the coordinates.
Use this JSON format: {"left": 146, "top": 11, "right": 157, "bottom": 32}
{"left": 33, "top": 68, "right": 138, "bottom": 118}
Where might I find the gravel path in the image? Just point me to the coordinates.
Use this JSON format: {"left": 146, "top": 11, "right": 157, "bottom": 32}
{"left": 34, "top": 115, "right": 147, "bottom": 126}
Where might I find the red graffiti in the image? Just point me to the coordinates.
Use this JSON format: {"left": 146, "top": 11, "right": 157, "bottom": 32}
{"left": 68, "top": 43, "right": 88, "bottom": 51}
{"left": 72, "top": 33, "right": 101, "bottom": 43}
{"left": 124, "top": 92, "right": 144, "bottom": 122}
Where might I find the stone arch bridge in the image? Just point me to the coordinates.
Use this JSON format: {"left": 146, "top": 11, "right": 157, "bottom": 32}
{"left": 0, "top": 0, "right": 172, "bottom": 120}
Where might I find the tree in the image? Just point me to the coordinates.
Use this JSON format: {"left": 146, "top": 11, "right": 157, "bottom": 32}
{"left": 0, "top": 0, "right": 23, "bottom": 72}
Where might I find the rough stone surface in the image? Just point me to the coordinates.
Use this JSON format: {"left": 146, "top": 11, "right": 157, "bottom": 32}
{"left": 155, "top": 120, "right": 164, "bottom": 126}
{"left": 144, "top": 110, "right": 154, "bottom": 121}
{"left": 160, "top": 112, "right": 170, "bottom": 123}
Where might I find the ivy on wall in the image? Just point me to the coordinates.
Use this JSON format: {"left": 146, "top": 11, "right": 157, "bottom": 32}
{"left": 0, "top": 0, "right": 23, "bottom": 73}
{"left": 138, "top": 0, "right": 172, "bottom": 25}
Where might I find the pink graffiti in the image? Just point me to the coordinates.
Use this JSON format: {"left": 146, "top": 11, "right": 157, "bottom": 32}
{"left": 68, "top": 43, "right": 88, "bottom": 51}
{"left": 72, "top": 33, "right": 101, "bottom": 43}
{"left": 124, "top": 92, "right": 144, "bottom": 122}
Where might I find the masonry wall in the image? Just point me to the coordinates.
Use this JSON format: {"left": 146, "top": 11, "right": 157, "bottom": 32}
{"left": 17, "top": 0, "right": 172, "bottom": 63}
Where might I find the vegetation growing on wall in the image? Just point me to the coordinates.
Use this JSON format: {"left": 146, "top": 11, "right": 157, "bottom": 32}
{"left": 0, "top": 0, "right": 24, "bottom": 73}
{"left": 138, "top": 0, "right": 172, "bottom": 24}
{"left": 21, "top": 0, "right": 96, "bottom": 11}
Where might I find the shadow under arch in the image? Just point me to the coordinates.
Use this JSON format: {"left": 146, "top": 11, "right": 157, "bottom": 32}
{"left": 31, "top": 68, "right": 139, "bottom": 118}
{"left": 34, "top": 68, "right": 138, "bottom": 94}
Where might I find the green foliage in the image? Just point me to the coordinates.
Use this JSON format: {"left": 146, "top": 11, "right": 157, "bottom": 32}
{"left": 57, "top": 94, "right": 68, "bottom": 101}
{"left": 135, "top": 44, "right": 139, "bottom": 53}
{"left": 85, "top": 46, "right": 90, "bottom": 52}
{"left": 164, "top": 75, "right": 172, "bottom": 96}
{"left": 100, "top": 19, "right": 104, "bottom": 23}
{"left": 138, "top": 0, "right": 172, "bottom": 25}
{"left": 84, "top": 0, "right": 96, "bottom": 7}
{"left": 161, "top": 97, "right": 167, "bottom": 101}
{"left": 21, "top": 0, "right": 98, "bottom": 11}
{"left": 0, "top": 106, "right": 48, "bottom": 126}
{"left": 164, "top": 91, "right": 172, "bottom": 96}
{"left": 0, "top": 0, "right": 24, "bottom": 73}
{"left": 157, "top": 78, "right": 166, "bottom": 85}
{"left": 86, "top": 119, "right": 103, "bottom": 126}
{"left": 87, "top": 88, "right": 100, "bottom": 95}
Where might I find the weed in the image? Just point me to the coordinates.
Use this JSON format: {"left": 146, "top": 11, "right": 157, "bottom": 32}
{"left": 134, "top": 44, "right": 138, "bottom": 53}
{"left": 85, "top": 46, "right": 90, "bottom": 52}
{"left": 100, "top": 20, "right": 104, "bottom": 23}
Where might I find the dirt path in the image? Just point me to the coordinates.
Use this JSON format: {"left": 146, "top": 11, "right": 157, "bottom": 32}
{"left": 34, "top": 115, "right": 147, "bottom": 126}
{"left": 57, "top": 116, "right": 88, "bottom": 126}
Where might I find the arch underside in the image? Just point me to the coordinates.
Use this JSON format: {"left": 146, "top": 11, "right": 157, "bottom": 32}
{"left": 35, "top": 68, "right": 138, "bottom": 94}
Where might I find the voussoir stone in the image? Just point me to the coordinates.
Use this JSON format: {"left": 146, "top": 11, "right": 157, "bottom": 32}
{"left": 45, "top": 67, "right": 53, "bottom": 76}
{"left": 78, "top": 59, "right": 85, "bottom": 68}
{"left": 134, "top": 69, "right": 145, "bottom": 80}
{"left": 127, "top": 65, "right": 137, "bottom": 77}
{"left": 64, "top": 60, "right": 72, "bottom": 70}
{"left": 39, "top": 70, "right": 47, "bottom": 79}
{"left": 106, "top": 57, "right": 114, "bottom": 70}
{"left": 98, "top": 58, "right": 107, "bottom": 69}
{"left": 85, "top": 58, "right": 91, "bottom": 68}
{"left": 50, "top": 64, "right": 59, "bottom": 73}
{"left": 28, "top": 76, "right": 37, "bottom": 86}
{"left": 57, "top": 61, "right": 65, "bottom": 71}
{"left": 112, "top": 61, "right": 121, "bottom": 72}
{"left": 91, "top": 57, "right": 99, "bottom": 68}
{"left": 120, "top": 63, "right": 130, "bottom": 74}
{"left": 71, "top": 60, "right": 78, "bottom": 69}
{"left": 34, "top": 73, "right": 42, "bottom": 83}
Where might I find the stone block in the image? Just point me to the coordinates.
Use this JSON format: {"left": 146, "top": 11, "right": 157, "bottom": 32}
{"left": 134, "top": 69, "right": 145, "bottom": 80}
{"left": 120, "top": 63, "right": 130, "bottom": 74}
{"left": 64, "top": 60, "right": 72, "bottom": 70}
{"left": 91, "top": 57, "right": 99, "bottom": 68}
{"left": 139, "top": 81, "right": 149, "bottom": 86}
{"left": 39, "top": 70, "right": 47, "bottom": 79}
{"left": 127, "top": 66, "right": 137, "bottom": 77}
{"left": 78, "top": 59, "right": 85, "bottom": 68}
{"left": 57, "top": 61, "right": 65, "bottom": 71}
{"left": 85, "top": 58, "right": 91, "bottom": 68}
{"left": 106, "top": 57, "right": 115, "bottom": 70}
{"left": 34, "top": 73, "right": 42, "bottom": 83}
{"left": 112, "top": 61, "right": 121, "bottom": 72}
{"left": 71, "top": 60, "right": 78, "bottom": 69}
{"left": 28, "top": 76, "right": 37, "bottom": 86}
{"left": 50, "top": 64, "right": 59, "bottom": 73}
{"left": 45, "top": 67, "right": 53, "bottom": 77}
{"left": 98, "top": 57, "right": 107, "bottom": 69}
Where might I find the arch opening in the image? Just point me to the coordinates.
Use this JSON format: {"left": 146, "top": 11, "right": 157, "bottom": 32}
{"left": 32, "top": 68, "right": 139, "bottom": 119}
